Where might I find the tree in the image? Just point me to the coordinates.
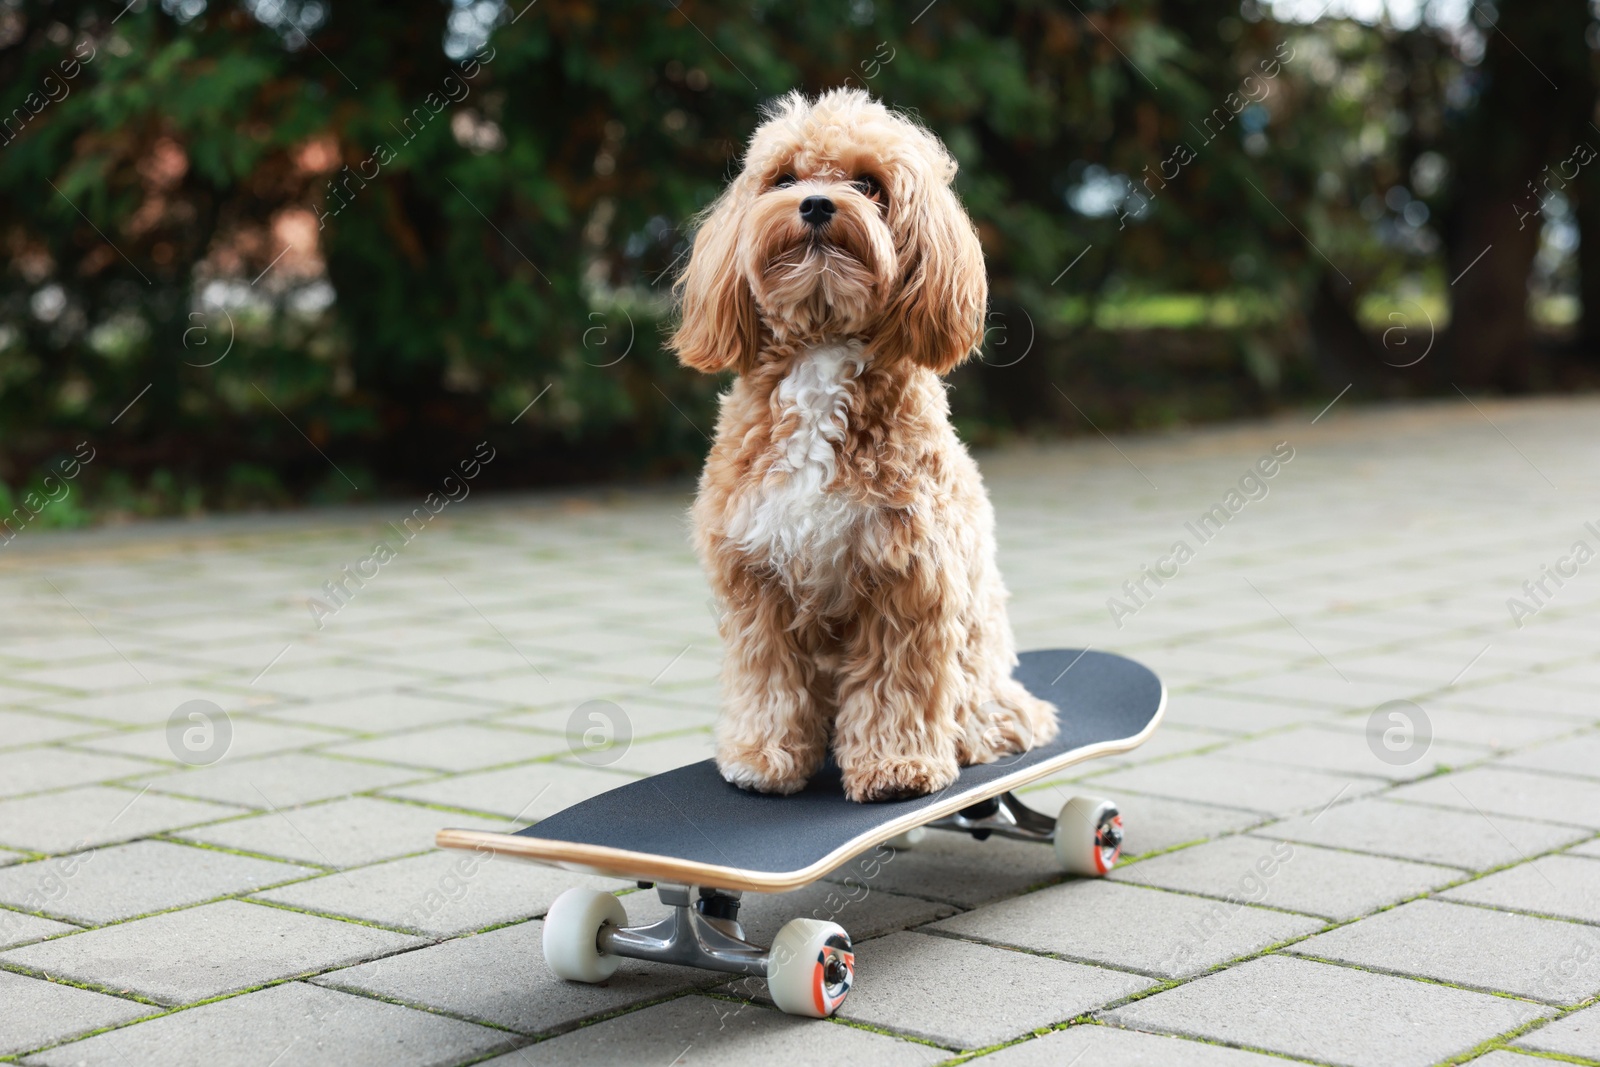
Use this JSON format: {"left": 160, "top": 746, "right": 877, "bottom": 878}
{"left": 1439, "top": 1, "right": 1593, "bottom": 390}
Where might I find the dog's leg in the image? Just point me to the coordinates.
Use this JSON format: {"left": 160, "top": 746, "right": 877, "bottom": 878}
{"left": 954, "top": 570, "right": 1060, "bottom": 764}
{"left": 832, "top": 570, "right": 961, "bottom": 802}
{"left": 712, "top": 575, "right": 829, "bottom": 795}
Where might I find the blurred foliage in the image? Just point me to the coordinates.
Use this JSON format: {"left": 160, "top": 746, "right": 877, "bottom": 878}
{"left": 0, "top": 0, "right": 1595, "bottom": 516}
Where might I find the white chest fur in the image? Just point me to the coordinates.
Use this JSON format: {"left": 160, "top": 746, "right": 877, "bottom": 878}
{"left": 727, "top": 342, "right": 867, "bottom": 573}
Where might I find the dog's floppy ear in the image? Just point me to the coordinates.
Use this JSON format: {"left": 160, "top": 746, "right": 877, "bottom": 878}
{"left": 872, "top": 163, "right": 988, "bottom": 376}
{"left": 670, "top": 187, "right": 760, "bottom": 374}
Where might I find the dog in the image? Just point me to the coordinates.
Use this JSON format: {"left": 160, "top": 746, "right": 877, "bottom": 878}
{"left": 671, "top": 88, "right": 1058, "bottom": 803}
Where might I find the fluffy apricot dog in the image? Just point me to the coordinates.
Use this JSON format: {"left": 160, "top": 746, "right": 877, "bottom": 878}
{"left": 672, "top": 88, "right": 1058, "bottom": 802}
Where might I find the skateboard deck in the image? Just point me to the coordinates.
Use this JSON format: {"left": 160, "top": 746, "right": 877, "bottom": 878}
{"left": 437, "top": 649, "right": 1165, "bottom": 892}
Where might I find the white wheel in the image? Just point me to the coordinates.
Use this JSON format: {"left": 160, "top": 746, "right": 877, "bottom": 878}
{"left": 543, "top": 888, "right": 628, "bottom": 983}
{"left": 1054, "top": 795, "right": 1123, "bottom": 876}
{"left": 885, "top": 827, "right": 926, "bottom": 850}
{"left": 766, "top": 918, "right": 854, "bottom": 1018}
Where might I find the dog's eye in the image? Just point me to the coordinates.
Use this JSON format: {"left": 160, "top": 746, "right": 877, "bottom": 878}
{"left": 774, "top": 173, "right": 797, "bottom": 188}
{"left": 852, "top": 175, "right": 884, "bottom": 200}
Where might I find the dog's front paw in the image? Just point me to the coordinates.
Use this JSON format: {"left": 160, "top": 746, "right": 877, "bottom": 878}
{"left": 717, "top": 742, "right": 814, "bottom": 795}
{"left": 841, "top": 756, "right": 958, "bottom": 803}
{"left": 957, "top": 689, "right": 1061, "bottom": 764}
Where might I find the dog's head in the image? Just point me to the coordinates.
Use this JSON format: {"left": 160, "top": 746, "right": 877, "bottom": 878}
{"left": 671, "top": 88, "right": 986, "bottom": 377}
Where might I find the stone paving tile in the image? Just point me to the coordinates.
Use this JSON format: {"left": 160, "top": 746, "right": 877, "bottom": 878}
{"left": 315, "top": 917, "right": 713, "bottom": 1034}
{"left": 1112, "top": 836, "right": 1460, "bottom": 921}
{"left": 1207, "top": 672, "right": 1418, "bottom": 712}
{"left": 1109, "top": 790, "right": 1273, "bottom": 857}
{"left": 1103, "top": 954, "right": 1552, "bottom": 1067}
{"left": 0, "top": 679, "right": 70, "bottom": 705}
{"left": 415, "top": 668, "right": 633, "bottom": 712}
{"left": 1141, "top": 643, "right": 1285, "bottom": 680}
{"left": 0, "top": 747, "right": 166, "bottom": 798}
{"left": 1156, "top": 690, "right": 1335, "bottom": 734}
{"left": 9, "top": 658, "right": 212, "bottom": 692}
{"left": 1441, "top": 854, "right": 1600, "bottom": 924}
{"left": 1445, "top": 680, "right": 1600, "bottom": 722}
{"left": 1457, "top": 1053, "right": 1541, "bottom": 1067}
{"left": 471, "top": 994, "right": 947, "bottom": 1067}
{"left": 0, "top": 709, "right": 102, "bottom": 748}
{"left": 1472, "top": 1052, "right": 1560, "bottom": 1067}
{"left": 834, "top": 931, "right": 1154, "bottom": 1048}
{"left": 22, "top": 980, "right": 513, "bottom": 1067}
{"left": 154, "top": 639, "right": 343, "bottom": 674}
{"left": 0, "top": 840, "right": 316, "bottom": 924}
{"left": 1388, "top": 766, "right": 1600, "bottom": 830}
{"left": 971, "top": 1024, "right": 1313, "bottom": 1066}
{"left": 357, "top": 641, "right": 543, "bottom": 678}
{"left": 1319, "top": 705, "right": 1580, "bottom": 751}
{"left": 174, "top": 796, "right": 488, "bottom": 868}
{"left": 1515, "top": 1003, "right": 1600, "bottom": 1059}
{"left": 323, "top": 723, "right": 570, "bottom": 771}
{"left": 0, "top": 907, "right": 79, "bottom": 948}
{"left": 111, "top": 617, "right": 300, "bottom": 645}
{"left": 1285, "top": 898, "right": 1600, "bottom": 1004}
{"left": 1496, "top": 730, "right": 1600, "bottom": 779}
{"left": 0, "top": 635, "right": 148, "bottom": 664}
{"left": 1255, "top": 797, "right": 1590, "bottom": 871}
{"left": 496, "top": 695, "right": 718, "bottom": 738}
{"left": 1086, "top": 753, "right": 1384, "bottom": 814}
{"left": 575, "top": 728, "right": 714, "bottom": 775}
{"left": 384, "top": 762, "right": 640, "bottom": 820}
{"left": 142, "top": 753, "right": 426, "bottom": 808}
{"left": 0, "top": 969, "right": 152, "bottom": 1058}
{"left": 252, "top": 849, "right": 626, "bottom": 936}
{"left": 540, "top": 642, "right": 722, "bottom": 690}
{"left": 930, "top": 879, "right": 1324, "bottom": 979}
{"left": 33, "top": 683, "right": 283, "bottom": 726}
{"left": 1211, "top": 723, "right": 1483, "bottom": 782}
{"left": 264, "top": 690, "right": 494, "bottom": 733}
{"left": 1571, "top": 838, "right": 1600, "bottom": 858}
{"left": 72, "top": 717, "right": 349, "bottom": 765}
{"left": 251, "top": 663, "right": 436, "bottom": 701}
{"left": 0, "top": 900, "right": 422, "bottom": 1005}
{"left": 1036, "top": 725, "right": 1226, "bottom": 778}
{"left": 0, "top": 785, "right": 244, "bottom": 853}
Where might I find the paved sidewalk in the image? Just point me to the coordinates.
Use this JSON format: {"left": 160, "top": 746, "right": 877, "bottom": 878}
{"left": 0, "top": 396, "right": 1597, "bottom": 1066}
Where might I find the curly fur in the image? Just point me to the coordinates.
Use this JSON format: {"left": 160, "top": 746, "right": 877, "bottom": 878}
{"left": 671, "top": 88, "right": 1058, "bottom": 803}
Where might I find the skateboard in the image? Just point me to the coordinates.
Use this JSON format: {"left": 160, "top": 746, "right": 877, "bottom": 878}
{"left": 436, "top": 648, "right": 1164, "bottom": 1017}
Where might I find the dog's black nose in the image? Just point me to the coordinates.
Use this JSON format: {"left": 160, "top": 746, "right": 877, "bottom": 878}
{"left": 799, "top": 195, "right": 836, "bottom": 227}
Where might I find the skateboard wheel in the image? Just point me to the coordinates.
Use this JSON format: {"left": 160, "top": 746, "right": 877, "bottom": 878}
{"left": 543, "top": 888, "right": 628, "bottom": 983}
{"left": 885, "top": 827, "right": 926, "bottom": 850}
{"left": 766, "top": 918, "right": 854, "bottom": 1018}
{"left": 1054, "top": 795, "right": 1123, "bottom": 877}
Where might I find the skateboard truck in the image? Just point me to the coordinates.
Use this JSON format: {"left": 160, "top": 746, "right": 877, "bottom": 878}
{"left": 545, "top": 882, "right": 856, "bottom": 1018}
{"left": 898, "top": 792, "right": 1125, "bottom": 878}
{"left": 597, "top": 885, "right": 766, "bottom": 977}
{"left": 930, "top": 790, "right": 1059, "bottom": 842}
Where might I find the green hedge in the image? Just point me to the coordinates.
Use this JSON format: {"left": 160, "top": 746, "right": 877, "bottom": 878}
{"left": 0, "top": 1, "right": 1414, "bottom": 515}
